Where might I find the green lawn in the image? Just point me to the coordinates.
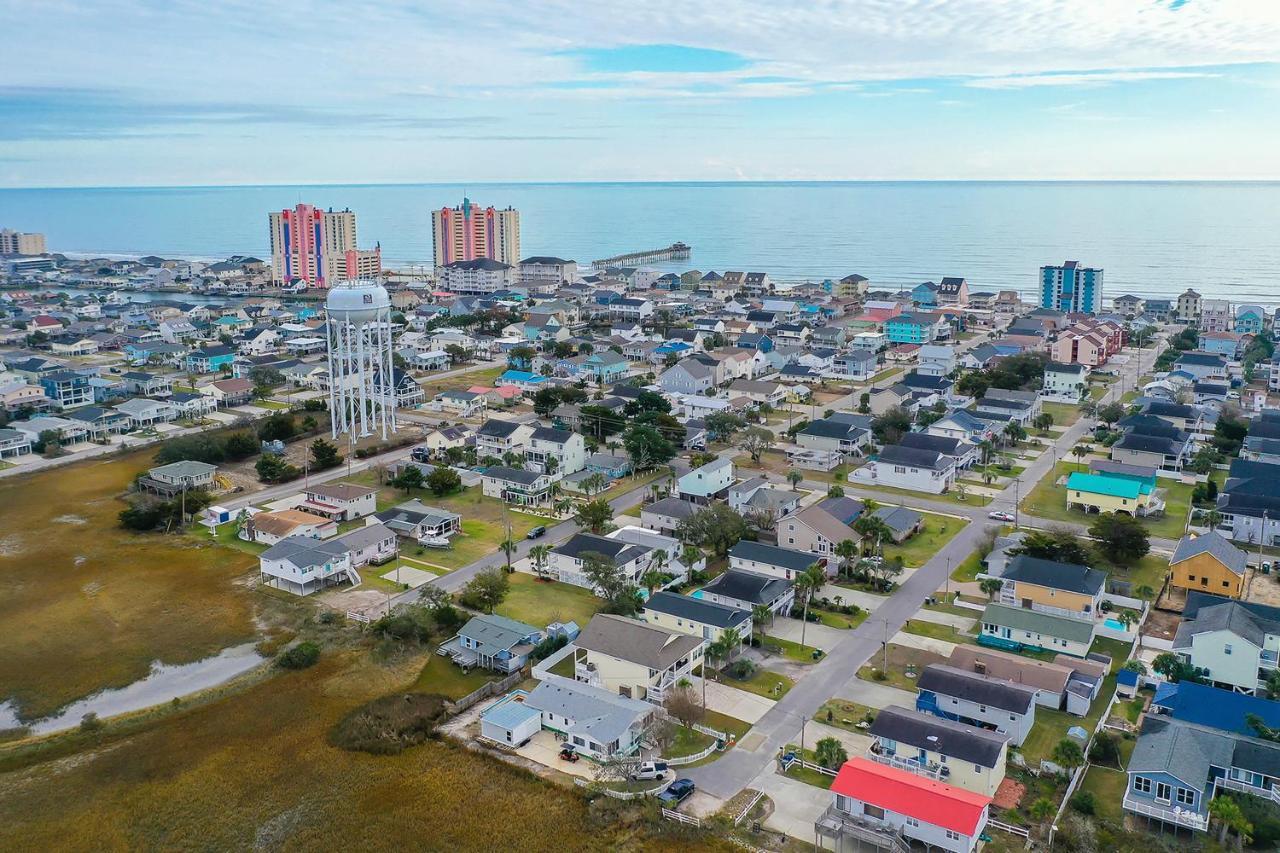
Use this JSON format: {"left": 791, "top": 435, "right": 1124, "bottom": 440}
{"left": 816, "top": 699, "right": 879, "bottom": 731}
{"left": 411, "top": 652, "right": 497, "bottom": 700}
{"left": 205, "top": 521, "right": 268, "bottom": 556}
{"left": 547, "top": 652, "right": 576, "bottom": 678}
{"left": 858, "top": 644, "right": 948, "bottom": 692}
{"left": 951, "top": 552, "right": 985, "bottom": 582}
{"left": 781, "top": 747, "right": 837, "bottom": 790}
{"left": 721, "top": 668, "right": 794, "bottom": 700}
{"left": 1020, "top": 461, "right": 1193, "bottom": 539}
{"left": 1077, "top": 766, "right": 1128, "bottom": 824}
{"left": 701, "top": 710, "right": 752, "bottom": 742}
{"left": 495, "top": 573, "right": 604, "bottom": 629}
{"left": 924, "top": 595, "right": 982, "bottom": 619}
{"left": 416, "top": 364, "right": 506, "bottom": 397}
{"left": 847, "top": 480, "right": 992, "bottom": 507}
{"left": 901, "top": 618, "right": 974, "bottom": 643}
{"left": 882, "top": 511, "right": 968, "bottom": 568}
{"left": 665, "top": 725, "right": 716, "bottom": 759}
{"left": 254, "top": 399, "right": 291, "bottom": 410}
{"left": 1040, "top": 401, "right": 1082, "bottom": 427}
{"left": 1018, "top": 674, "right": 1117, "bottom": 766}
{"left": 1101, "top": 554, "right": 1168, "bottom": 600}
{"left": 812, "top": 606, "right": 869, "bottom": 630}
{"left": 1088, "top": 637, "right": 1135, "bottom": 671}
{"left": 763, "top": 635, "right": 824, "bottom": 663}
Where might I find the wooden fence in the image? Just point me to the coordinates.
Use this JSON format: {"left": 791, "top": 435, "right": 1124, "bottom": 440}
{"left": 661, "top": 808, "right": 701, "bottom": 827}
{"left": 444, "top": 669, "right": 524, "bottom": 715}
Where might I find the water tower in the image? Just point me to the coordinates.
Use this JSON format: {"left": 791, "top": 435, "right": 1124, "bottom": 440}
{"left": 325, "top": 280, "right": 397, "bottom": 441}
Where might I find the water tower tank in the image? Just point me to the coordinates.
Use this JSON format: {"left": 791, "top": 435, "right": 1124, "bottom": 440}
{"left": 325, "top": 280, "right": 390, "bottom": 325}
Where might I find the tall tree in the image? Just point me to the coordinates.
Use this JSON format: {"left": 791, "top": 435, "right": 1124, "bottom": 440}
{"left": 1088, "top": 513, "right": 1151, "bottom": 566}
{"left": 573, "top": 498, "right": 614, "bottom": 534}
{"left": 738, "top": 427, "right": 775, "bottom": 463}
{"left": 460, "top": 568, "right": 509, "bottom": 613}
{"left": 676, "top": 504, "right": 748, "bottom": 556}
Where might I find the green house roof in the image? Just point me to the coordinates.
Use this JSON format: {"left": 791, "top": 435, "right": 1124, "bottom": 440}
{"left": 1066, "top": 472, "right": 1150, "bottom": 499}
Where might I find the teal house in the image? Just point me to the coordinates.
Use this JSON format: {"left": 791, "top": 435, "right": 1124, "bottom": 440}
{"left": 1236, "top": 305, "right": 1265, "bottom": 335}
{"left": 885, "top": 312, "right": 943, "bottom": 345}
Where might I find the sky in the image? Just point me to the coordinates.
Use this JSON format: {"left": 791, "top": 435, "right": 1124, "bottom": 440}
{"left": 2, "top": 0, "right": 1280, "bottom": 186}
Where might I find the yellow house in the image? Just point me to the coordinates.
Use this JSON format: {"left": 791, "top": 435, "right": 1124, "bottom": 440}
{"left": 867, "top": 706, "right": 1009, "bottom": 797}
{"left": 997, "top": 555, "right": 1106, "bottom": 618}
{"left": 641, "top": 591, "right": 752, "bottom": 648}
{"left": 571, "top": 614, "right": 704, "bottom": 703}
{"left": 1065, "top": 471, "right": 1161, "bottom": 516}
{"left": 1169, "top": 531, "right": 1247, "bottom": 598}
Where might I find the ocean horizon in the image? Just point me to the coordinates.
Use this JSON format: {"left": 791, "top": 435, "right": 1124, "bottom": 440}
{"left": 4, "top": 180, "right": 1279, "bottom": 305}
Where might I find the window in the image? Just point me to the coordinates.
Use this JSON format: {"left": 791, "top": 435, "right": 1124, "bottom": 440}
{"left": 1156, "top": 782, "right": 1172, "bottom": 803}
{"left": 904, "top": 817, "right": 919, "bottom": 828}
{"left": 979, "top": 705, "right": 987, "bottom": 713}
{"left": 945, "top": 829, "right": 961, "bottom": 841}
{"left": 1176, "top": 788, "right": 1195, "bottom": 806}
{"left": 1225, "top": 644, "right": 1233, "bottom": 656}
{"left": 1133, "top": 777, "right": 1152, "bottom": 794}
{"left": 863, "top": 804, "right": 885, "bottom": 820}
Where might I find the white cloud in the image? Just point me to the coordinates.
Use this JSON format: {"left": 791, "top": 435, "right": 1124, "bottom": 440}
{"left": 966, "top": 70, "right": 1218, "bottom": 89}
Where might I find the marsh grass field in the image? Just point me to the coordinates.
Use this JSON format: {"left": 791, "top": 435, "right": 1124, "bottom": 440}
{"left": 0, "top": 449, "right": 260, "bottom": 721}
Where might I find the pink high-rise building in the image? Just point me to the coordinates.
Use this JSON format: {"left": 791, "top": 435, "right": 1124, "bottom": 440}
{"left": 268, "top": 203, "right": 380, "bottom": 287}
{"left": 431, "top": 197, "right": 520, "bottom": 268}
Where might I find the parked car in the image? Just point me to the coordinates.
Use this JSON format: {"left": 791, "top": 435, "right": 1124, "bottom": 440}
{"left": 988, "top": 510, "right": 1016, "bottom": 523}
{"left": 629, "top": 761, "right": 669, "bottom": 781}
{"left": 411, "top": 446, "right": 432, "bottom": 463}
{"left": 526, "top": 525, "right": 547, "bottom": 540}
{"left": 657, "top": 778, "right": 695, "bottom": 806}
{"left": 558, "top": 745, "right": 579, "bottom": 763}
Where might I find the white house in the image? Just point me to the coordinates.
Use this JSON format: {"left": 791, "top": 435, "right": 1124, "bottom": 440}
{"left": 850, "top": 444, "right": 956, "bottom": 494}
{"left": 547, "top": 532, "right": 654, "bottom": 592}
{"left": 525, "top": 426, "right": 586, "bottom": 477}
{"left": 481, "top": 466, "right": 554, "bottom": 505}
{"left": 113, "top": 397, "right": 178, "bottom": 428}
{"left": 570, "top": 614, "right": 705, "bottom": 704}
{"left": 1042, "top": 362, "right": 1088, "bottom": 401}
{"left": 297, "top": 482, "right": 378, "bottom": 522}
{"left": 677, "top": 457, "right": 734, "bottom": 504}
{"left": 258, "top": 535, "right": 358, "bottom": 596}
{"left": 476, "top": 418, "right": 535, "bottom": 461}
{"left": 917, "top": 344, "right": 957, "bottom": 377}
{"left": 917, "top": 665, "right": 1037, "bottom": 746}
{"left": 334, "top": 522, "right": 399, "bottom": 568}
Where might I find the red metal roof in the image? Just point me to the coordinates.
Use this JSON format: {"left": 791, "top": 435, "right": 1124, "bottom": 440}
{"left": 829, "top": 758, "right": 992, "bottom": 836}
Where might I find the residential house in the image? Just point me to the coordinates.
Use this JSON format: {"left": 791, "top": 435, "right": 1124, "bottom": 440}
{"left": 257, "top": 535, "right": 356, "bottom": 596}
{"left": 728, "top": 477, "right": 802, "bottom": 520}
{"left": 726, "top": 378, "right": 787, "bottom": 408}
{"left": 796, "top": 415, "right": 873, "bottom": 457}
{"left": 997, "top": 555, "right": 1106, "bottom": 618}
{"left": 980, "top": 603, "right": 1096, "bottom": 658}
{"left": 298, "top": 482, "right": 378, "bottom": 522}
{"left": 698, "top": 569, "right": 795, "bottom": 616}
{"left": 435, "top": 390, "right": 488, "bottom": 417}
{"left": 642, "top": 591, "right": 751, "bottom": 646}
{"left": 827, "top": 349, "right": 879, "bottom": 381}
{"left": 201, "top": 377, "right": 254, "bottom": 407}
{"left": 570, "top": 613, "right": 704, "bottom": 704}
{"left": 185, "top": 345, "right": 238, "bottom": 374}
{"left": 777, "top": 496, "right": 866, "bottom": 561}
{"left": 1217, "top": 459, "right": 1280, "bottom": 546}
{"left": 850, "top": 444, "right": 957, "bottom": 494}
{"left": 548, "top": 533, "right": 654, "bottom": 592}
{"left": 417, "top": 425, "right": 472, "bottom": 459}
{"left": 729, "top": 540, "right": 826, "bottom": 582}
{"left": 885, "top": 312, "right": 949, "bottom": 345}
{"left": 868, "top": 705, "right": 1009, "bottom": 797}
{"left": 1169, "top": 531, "right": 1248, "bottom": 599}
{"left": 927, "top": 409, "right": 996, "bottom": 444}
{"left": 820, "top": 758, "right": 992, "bottom": 853}
{"left": 476, "top": 418, "right": 534, "bottom": 462}
{"left": 1065, "top": 470, "right": 1164, "bottom": 516}
{"left": 244, "top": 509, "right": 337, "bottom": 546}
{"left": 677, "top": 457, "right": 734, "bottom": 504}
{"left": 482, "top": 679, "right": 656, "bottom": 760}
{"left": 1173, "top": 351, "right": 1230, "bottom": 381}
{"left": 917, "top": 344, "right": 957, "bottom": 377}
{"left": 1172, "top": 596, "right": 1280, "bottom": 695}
{"left": 0, "top": 428, "right": 33, "bottom": 459}
{"left": 1200, "top": 299, "right": 1234, "bottom": 333}
{"left": 371, "top": 500, "right": 462, "bottom": 540}
{"left": 1042, "top": 362, "right": 1088, "bottom": 400}
{"left": 524, "top": 426, "right": 585, "bottom": 477}
{"left": 66, "top": 405, "right": 131, "bottom": 438}
{"left": 640, "top": 496, "right": 698, "bottom": 537}
{"left": 38, "top": 371, "right": 93, "bottom": 409}
{"left": 441, "top": 614, "right": 543, "bottom": 673}
{"left": 1235, "top": 305, "right": 1266, "bottom": 336}
{"left": 871, "top": 506, "right": 925, "bottom": 543}
{"left": 916, "top": 664, "right": 1037, "bottom": 746}
{"left": 138, "top": 459, "right": 218, "bottom": 495}
{"left": 334, "top": 522, "right": 398, "bottom": 567}
{"left": 113, "top": 397, "right": 178, "bottom": 428}
{"left": 974, "top": 390, "right": 1038, "bottom": 427}
{"left": 658, "top": 359, "right": 715, "bottom": 395}
{"left": 898, "top": 432, "right": 977, "bottom": 471}
{"left": 947, "top": 645, "right": 1083, "bottom": 714}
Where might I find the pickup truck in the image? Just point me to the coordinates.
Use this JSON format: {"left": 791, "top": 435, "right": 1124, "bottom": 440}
{"left": 656, "top": 778, "right": 695, "bottom": 807}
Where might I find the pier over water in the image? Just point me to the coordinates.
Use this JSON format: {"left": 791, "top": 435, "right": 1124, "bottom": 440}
{"left": 592, "top": 242, "right": 690, "bottom": 269}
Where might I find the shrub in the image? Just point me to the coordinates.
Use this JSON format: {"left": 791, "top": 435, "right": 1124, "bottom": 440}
{"left": 1069, "top": 790, "right": 1096, "bottom": 815}
{"left": 726, "top": 659, "right": 757, "bottom": 679}
{"left": 277, "top": 641, "right": 321, "bottom": 670}
{"left": 328, "top": 693, "right": 448, "bottom": 755}
{"left": 531, "top": 634, "right": 568, "bottom": 662}
{"left": 1088, "top": 731, "right": 1119, "bottom": 766}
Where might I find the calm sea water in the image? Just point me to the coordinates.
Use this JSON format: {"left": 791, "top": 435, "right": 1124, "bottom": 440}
{"left": 2, "top": 181, "right": 1278, "bottom": 304}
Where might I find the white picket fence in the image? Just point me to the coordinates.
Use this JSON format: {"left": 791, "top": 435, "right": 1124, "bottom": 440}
{"left": 666, "top": 740, "right": 719, "bottom": 766}
{"left": 572, "top": 777, "right": 669, "bottom": 801}
{"left": 661, "top": 807, "right": 701, "bottom": 827}
{"left": 987, "top": 818, "right": 1030, "bottom": 839}
{"left": 345, "top": 609, "right": 372, "bottom": 624}
{"left": 734, "top": 790, "right": 765, "bottom": 826}
{"left": 693, "top": 722, "right": 728, "bottom": 740}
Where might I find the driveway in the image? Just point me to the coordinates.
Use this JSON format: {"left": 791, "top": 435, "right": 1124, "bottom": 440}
{"left": 515, "top": 730, "right": 596, "bottom": 780}
{"left": 748, "top": 767, "right": 835, "bottom": 841}
{"left": 911, "top": 609, "right": 977, "bottom": 629}
{"left": 764, "top": 617, "right": 849, "bottom": 651}
{"left": 835, "top": 679, "right": 918, "bottom": 711}
{"left": 704, "top": 680, "right": 777, "bottom": 725}
{"left": 890, "top": 630, "right": 960, "bottom": 656}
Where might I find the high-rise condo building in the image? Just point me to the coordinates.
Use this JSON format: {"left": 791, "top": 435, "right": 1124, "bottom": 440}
{"left": 1039, "top": 261, "right": 1103, "bottom": 314}
{"left": 268, "top": 203, "right": 381, "bottom": 287}
{"left": 0, "top": 229, "right": 47, "bottom": 255}
{"left": 432, "top": 197, "right": 520, "bottom": 267}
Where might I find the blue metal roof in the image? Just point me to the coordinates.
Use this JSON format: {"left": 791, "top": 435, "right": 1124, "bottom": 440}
{"left": 1152, "top": 681, "right": 1280, "bottom": 736}
{"left": 481, "top": 692, "right": 541, "bottom": 730}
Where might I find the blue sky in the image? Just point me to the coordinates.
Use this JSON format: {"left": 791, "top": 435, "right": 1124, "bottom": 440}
{"left": 1, "top": 0, "right": 1278, "bottom": 186}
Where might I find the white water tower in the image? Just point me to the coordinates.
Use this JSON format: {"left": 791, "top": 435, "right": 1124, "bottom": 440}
{"left": 325, "top": 280, "right": 397, "bottom": 440}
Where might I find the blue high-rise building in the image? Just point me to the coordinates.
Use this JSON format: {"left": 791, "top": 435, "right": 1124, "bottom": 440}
{"left": 1039, "top": 261, "right": 1103, "bottom": 314}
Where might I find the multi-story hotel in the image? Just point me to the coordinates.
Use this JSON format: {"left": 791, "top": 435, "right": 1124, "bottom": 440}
{"left": 1039, "top": 260, "right": 1103, "bottom": 314}
{"left": 431, "top": 197, "right": 520, "bottom": 267}
{"left": 268, "top": 203, "right": 381, "bottom": 287}
{"left": 0, "top": 229, "right": 47, "bottom": 255}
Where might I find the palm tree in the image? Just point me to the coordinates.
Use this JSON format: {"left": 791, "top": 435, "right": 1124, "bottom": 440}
{"left": 640, "top": 570, "right": 666, "bottom": 596}
{"left": 834, "top": 539, "right": 859, "bottom": 579}
{"left": 979, "top": 577, "right": 1004, "bottom": 600}
{"left": 1071, "top": 444, "right": 1090, "bottom": 471}
{"left": 681, "top": 545, "right": 703, "bottom": 573}
{"left": 528, "top": 544, "right": 551, "bottom": 581}
{"left": 751, "top": 604, "right": 772, "bottom": 644}
{"left": 797, "top": 562, "right": 828, "bottom": 651}
{"left": 720, "top": 627, "right": 743, "bottom": 664}
{"left": 786, "top": 470, "right": 804, "bottom": 490}
{"left": 977, "top": 439, "right": 994, "bottom": 467}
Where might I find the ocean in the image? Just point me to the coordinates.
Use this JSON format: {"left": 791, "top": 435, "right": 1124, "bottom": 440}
{"left": 2, "top": 181, "right": 1279, "bottom": 305}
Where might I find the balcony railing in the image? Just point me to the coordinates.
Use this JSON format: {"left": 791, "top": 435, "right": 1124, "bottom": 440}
{"left": 1218, "top": 776, "right": 1280, "bottom": 806}
{"left": 865, "top": 750, "right": 944, "bottom": 781}
{"left": 1123, "top": 794, "right": 1208, "bottom": 831}
{"left": 814, "top": 804, "right": 912, "bottom": 853}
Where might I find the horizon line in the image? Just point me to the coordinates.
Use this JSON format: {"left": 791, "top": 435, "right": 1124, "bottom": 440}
{"left": 5, "top": 177, "right": 1280, "bottom": 192}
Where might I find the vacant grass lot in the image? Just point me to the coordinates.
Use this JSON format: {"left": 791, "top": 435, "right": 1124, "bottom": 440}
{"left": 816, "top": 699, "right": 879, "bottom": 731}
{"left": 881, "top": 511, "right": 967, "bottom": 568}
{"left": 763, "top": 635, "right": 824, "bottom": 663}
{"left": 1077, "top": 765, "right": 1128, "bottom": 824}
{"left": 411, "top": 651, "right": 496, "bottom": 700}
{"left": 848, "top": 479, "right": 993, "bottom": 508}
{"left": 495, "top": 573, "right": 604, "bottom": 629}
{"left": 1040, "top": 401, "right": 1083, "bottom": 427}
{"left": 0, "top": 649, "right": 702, "bottom": 851}
{"left": 858, "top": 644, "right": 947, "bottom": 692}
{"left": 950, "top": 551, "right": 985, "bottom": 582}
{"left": 1019, "top": 461, "right": 1194, "bottom": 539}
{"left": 721, "top": 668, "right": 793, "bottom": 700}
{"left": 0, "top": 450, "right": 259, "bottom": 721}
{"left": 416, "top": 364, "right": 507, "bottom": 397}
